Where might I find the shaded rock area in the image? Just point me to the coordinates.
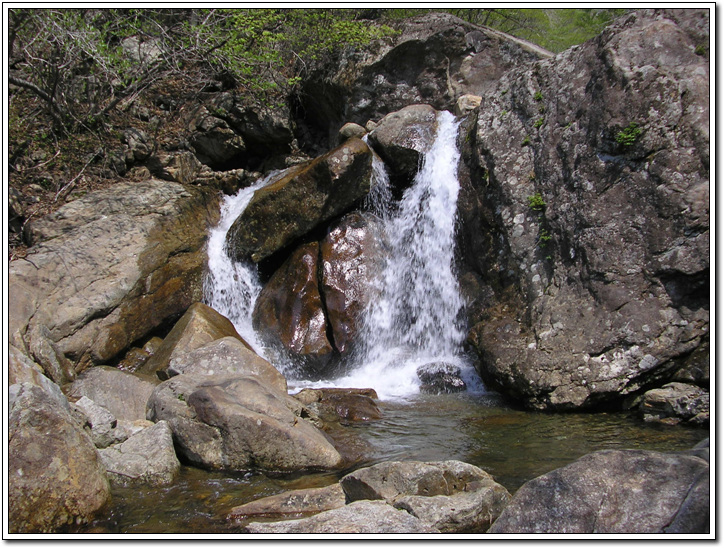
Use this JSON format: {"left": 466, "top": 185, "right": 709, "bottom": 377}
{"left": 226, "top": 137, "right": 374, "bottom": 263}
{"left": 488, "top": 446, "right": 710, "bottom": 534}
{"left": 460, "top": 9, "right": 710, "bottom": 410}
{"left": 146, "top": 374, "right": 343, "bottom": 472}
{"left": 637, "top": 382, "right": 709, "bottom": 426}
{"left": 295, "top": 12, "right": 550, "bottom": 154}
{"left": 8, "top": 383, "right": 111, "bottom": 533}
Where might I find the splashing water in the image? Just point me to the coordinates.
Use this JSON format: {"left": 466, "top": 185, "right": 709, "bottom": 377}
{"left": 202, "top": 174, "right": 277, "bottom": 359}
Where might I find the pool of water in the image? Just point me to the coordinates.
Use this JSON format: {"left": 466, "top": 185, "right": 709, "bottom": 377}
{"left": 81, "top": 391, "right": 708, "bottom": 534}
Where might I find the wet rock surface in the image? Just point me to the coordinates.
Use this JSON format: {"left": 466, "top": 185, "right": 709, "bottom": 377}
{"left": 417, "top": 362, "right": 467, "bottom": 394}
{"left": 638, "top": 382, "right": 709, "bottom": 426}
{"left": 228, "top": 483, "right": 346, "bottom": 522}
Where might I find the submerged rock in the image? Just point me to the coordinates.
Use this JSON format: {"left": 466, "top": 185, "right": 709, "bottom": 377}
{"left": 226, "top": 137, "right": 373, "bottom": 263}
{"left": 146, "top": 374, "right": 343, "bottom": 472}
{"left": 9, "top": 383, "right": 111, "bottom": 533}
{"left": 488, "top": 447, "right": 710, "bottom": 534}
{"left": 244, "top": 500, "right": 440, "bottom": 534}
{"left": 228, "top": 483, "right": 346, "bottom": 522}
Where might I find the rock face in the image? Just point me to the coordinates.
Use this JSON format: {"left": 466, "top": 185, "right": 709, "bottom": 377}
{"left": 226, "top": 137, "right": 373, "bottom": 263}
{"left": 244, "top": 500, "right": 440, "bottom": 534}
{"left": 296, "top": 12, "right": 550, "bottom": 153}
{"left": 461, "top": 9, "right": 710, "bottom": 410}
{"left": 9, "top": 180, "right": 219, "bottom": 372}
{"left": 146, "top": 374, "right": 343, "bottom": 472}
{"left": 488, "top": 448, "right": 710, "bottom": 534}
{"left": 9, "top": 383, "right": 111, "bottom": 533}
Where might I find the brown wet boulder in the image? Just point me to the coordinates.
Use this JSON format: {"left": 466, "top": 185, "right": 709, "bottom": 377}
{"left": 252, "top": 243, "right": 334, "bottom": 375}
{"left": 320, "top": 212, "right": 387, "bottom": 356}
{"left": 225, "top": 138, "right": 373, "bottom": 263}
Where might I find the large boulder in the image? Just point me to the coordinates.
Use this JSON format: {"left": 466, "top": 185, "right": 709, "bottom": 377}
{"left": 9, "top": 383, "right": 111, "bottom": 533}
{"left": 10, "top": 179, "right": 219, "bottom": 373}
{"left": 244, "top": 500, "right": 440, "bottom": 534}
{"left": 320, "top": 212, "right": 387, "bottom": 355}
{"left": 366, "top": 104, "right": 438, "bottom": 179}
{"left": 461, "top": 9, "right": 710, "bottom": 410}
{"left": 64, "top": 365, "right": 158, "bottom": 422}
{"left": 225, "top": 137, "right": 373, "bottom": 263}
{"left": 488, "top": 447, "right": 710, "bottom": 534}
{"left": 167, "top": 336, "right": 287, "bottom": 393}
{"left": 146, "top": 374, "right": 343, "bottom": 472}
{"left": 252, "top": 243, "right": 334, "bottom": 375}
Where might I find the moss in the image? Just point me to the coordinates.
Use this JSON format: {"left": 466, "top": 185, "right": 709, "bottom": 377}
{"left": 615, "top": 122, "right": 642, "bottom": 147}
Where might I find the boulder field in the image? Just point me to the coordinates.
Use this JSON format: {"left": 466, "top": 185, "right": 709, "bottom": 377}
{"left": 7, "top": 9, "right": 709, "bottom": 534}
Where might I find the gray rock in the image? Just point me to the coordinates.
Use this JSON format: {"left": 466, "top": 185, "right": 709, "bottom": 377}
{"left": 9, "top": 383, "right": 111, "bottom": 533}
{"left": 488, "top": 448, "right": 710, "bottom": 534}
{"left": 72, "top": 396, "right": 118, "bottom": 449}
{"left": 167, "top": 336, "right": 287, "bottom": 393}
{"left": 99, "top": 420, "right": 180, "bottom": 486}
{"left": 64, "top": 365, "right": 158, "bottom": 422}
{"left": 454, "top": 94, "right": 482, "bottom": 117}
{"left": 8, "top": 343, "right": 65, "bottom": 398}
{"left": 638, "top": 382, "right": 709, "bottom": 426}
{"left": 10, "top": 179, "right": 219, "bottom": 372}
{"left": 225, "top": 138, "right": 373, "bottom": 263}
{"left": 341, "top": 460, "right": 497, "bottom": 503}
{"left": 367, "top": 104, "right": 438, "bottom": 179}
{"left": 338, "top": 122, "right": 367, "bottom": 143}
{"left": 244, "top": 500, "right": 440, "bottom": 534}
{"left": 140, "top": 302, "right": 250, "bottom": 377}
{"left": 394, "top": 481, "right": 511, "bottom": 533}
{"left": 461, "top": 9, "right": 710, "bottom": 410}
{"left": 228, "top": 483, "right": 346, "bottom": 521}
{"left": 147, "top": 374, "right": 343, "bottom": 472}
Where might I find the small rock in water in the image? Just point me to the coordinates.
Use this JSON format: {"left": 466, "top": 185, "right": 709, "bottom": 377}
{"left": 417, "top": 362, "right": 467, "bottom": 394}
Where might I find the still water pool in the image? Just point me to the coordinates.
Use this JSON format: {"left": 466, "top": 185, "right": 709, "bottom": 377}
{"left": 82, "top": 391, "right": 708, "bottom": 534}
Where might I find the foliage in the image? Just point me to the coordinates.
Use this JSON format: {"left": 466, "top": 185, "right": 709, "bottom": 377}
{"left": 527, "top": 192, "right": 546, "bottom": 211}
{"left": 534, "top": 117, "right": 544, "bottom": 129}
{"left": 615, "top": 122, "right": 642, "bottom": 147}
{"left": 521, "top": 135, "right": 531, "bottom": 147}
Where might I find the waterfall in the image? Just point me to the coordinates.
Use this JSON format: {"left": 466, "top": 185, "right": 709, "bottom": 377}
{"left": 202, "top": 174, "right": 277, "bottom": 360}
{"left": 204, "top": 110, "right": 480, "bottom": 399}
{"left": 322, "top": 110, "right": 478, "bottom": 398}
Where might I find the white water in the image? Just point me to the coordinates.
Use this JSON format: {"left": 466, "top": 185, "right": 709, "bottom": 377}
{"left": 204, "top": 111, "right": 481, "bottom": 399}
{"left": 202, "top": 174, "right": 277, "bottom": 360}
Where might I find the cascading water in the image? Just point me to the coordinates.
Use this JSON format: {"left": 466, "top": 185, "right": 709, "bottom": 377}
{"left": 202, "top": 173, "right": 277, "bottom": 360}
{"left": 318, "top": 110, "right": 480, "bottom": 398}
{"left": 204, "top": 110, "right": 481, "bottom": 398}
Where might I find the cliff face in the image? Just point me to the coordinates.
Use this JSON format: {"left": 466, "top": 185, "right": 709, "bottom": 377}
{"left": 458, "top": 9, "right": 709, "bottom": 409}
